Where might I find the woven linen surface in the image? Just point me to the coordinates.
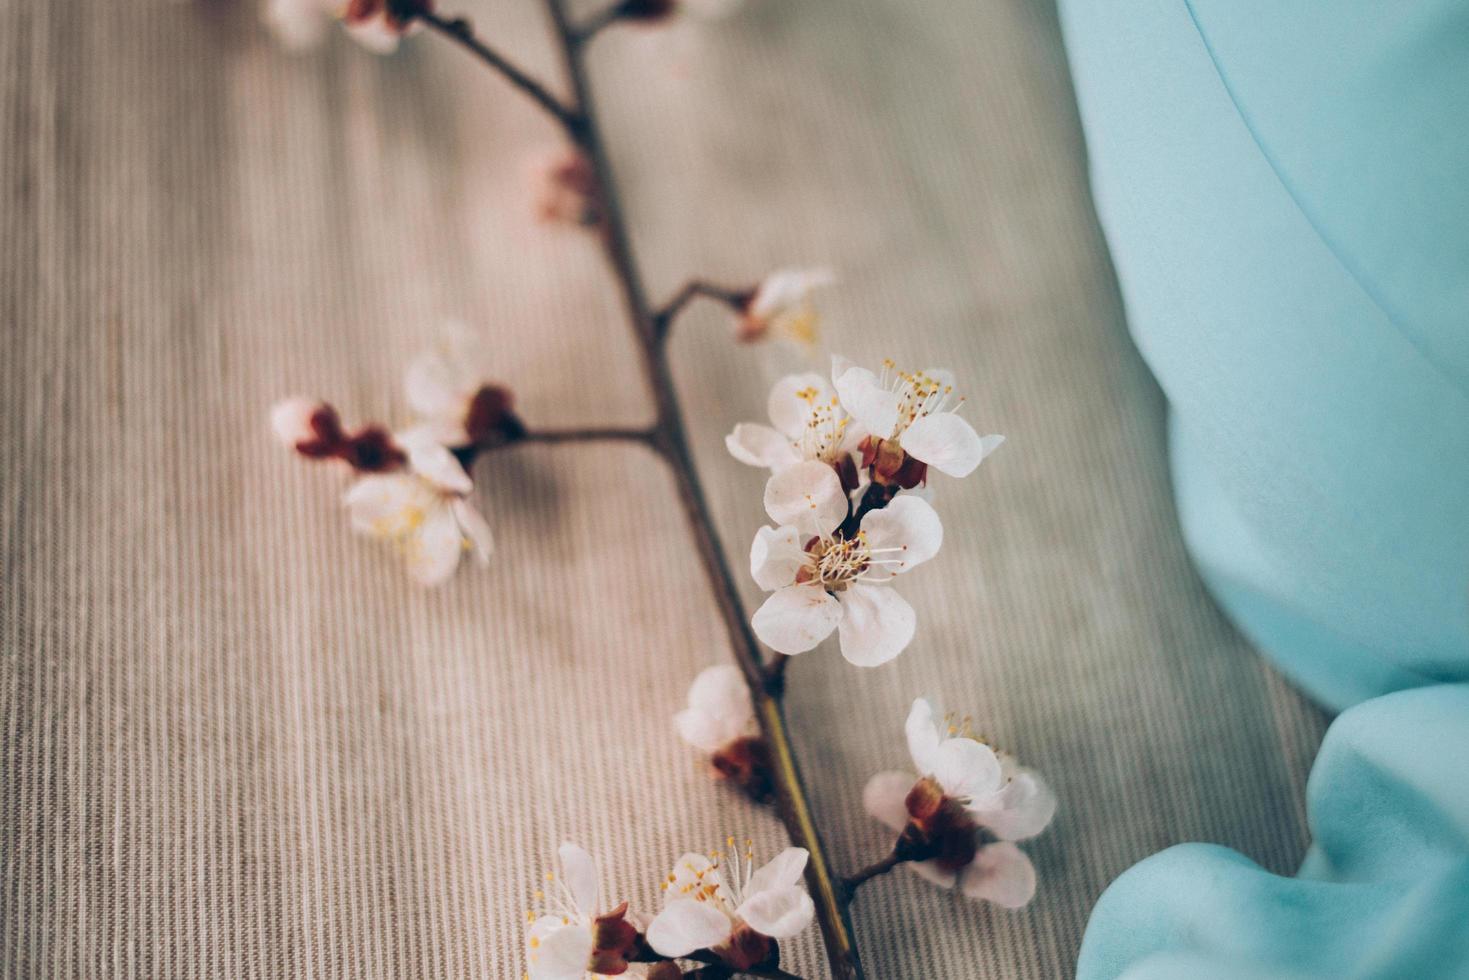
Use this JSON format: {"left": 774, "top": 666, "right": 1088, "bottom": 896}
{"left": 0, "top": 0, "right": 1329, "bottom": 977}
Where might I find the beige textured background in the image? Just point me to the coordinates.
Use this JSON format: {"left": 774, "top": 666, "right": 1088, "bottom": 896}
{"left": 1, "top": 0, "right": 1330, "bottom": 977}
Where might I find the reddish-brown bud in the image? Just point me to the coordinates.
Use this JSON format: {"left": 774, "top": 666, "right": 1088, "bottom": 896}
{"left": 896, "top": 775, "right": 984, "bottom": 872}
{"left": 710, "top": 736, "right": 775, "bottom": 804}
{"left": 463, "top": 384, "right": 524, "bottom": 449}
{"left": 534, "top": 148, "right": 603, "bottom": 228}
{"left": 346, "top": 0, "right": 433, "bottom": 31}
{"left": 338, "top": 426, "right": 408, "bottom": 473}
{"left": 861, "top": 435, "right": 927, "bottom": 489}
{"left": 587, "top": 901, "right": 643, "bottom": 975}
{"left": 719, "top": 921, "right": 778, "bottom": 972}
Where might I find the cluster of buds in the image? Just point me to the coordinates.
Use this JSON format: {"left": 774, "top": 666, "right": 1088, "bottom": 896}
{"left": 729, "top": 355, "right": 1004, "bottom": 666}
{"left": 271, "top": 331, "right": 522, "bottom": 586}
{"left": 525, "top": 840, "right": 813, "bottom": 979}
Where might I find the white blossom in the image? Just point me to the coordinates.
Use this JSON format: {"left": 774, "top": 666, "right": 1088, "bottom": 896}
{"left": 342, "top": 433, "right": 492, "bottom": 586}
{"left": 646, "top": 841, "right": 813, "bottom": 959}
{"left": 738, "top": 268, "right": 834, "bottom": 345}
{"left": 675, "top": 665, "right": 757, "bottom": 753}
{"left": 750, "top": 461, "right": 941, "bottom": 666}
{"left": 526, "top": 843, "right": 645, "bottom": 980}
{"left": 833, "top": 356, "right": 1003, "bottom": 479}
{"left": 862, "top": 699, "right": 1055, "bottom": 907}
{"left": 725, "top": 372, "right": 862, "bottom": 475}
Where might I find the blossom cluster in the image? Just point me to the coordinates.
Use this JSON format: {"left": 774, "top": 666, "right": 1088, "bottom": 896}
{"left": 525, "top": 840, "right": 813, "bottom": 979}
{"left": 675, "top": 667, "right": 1055, "bottom": 911}
{"left": 730, "top": 356, "right": 1004, "bottom": 666}
{"left": 270, "top": 335, "right": 519, "bottom": 586}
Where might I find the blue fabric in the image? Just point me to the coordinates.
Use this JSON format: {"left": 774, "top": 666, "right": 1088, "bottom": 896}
{"left": 1057, "top": 1, "right": 1469, "bottom": 976}
{"left": 1058, "top": 0, "right": 1469, "bottom": 713}
{"left": 1076, "top": 685, "right": 1469, "bottom": 980}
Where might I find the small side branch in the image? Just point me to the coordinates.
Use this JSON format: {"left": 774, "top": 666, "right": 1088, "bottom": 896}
{"left": 653, "top": 279, "right": 751, "bottom": 342}
{"left": 841, "top": 851, "right": 903, "bottom": 898}
{"left": 416, "top": 11, "right": 585, "bottom": 137}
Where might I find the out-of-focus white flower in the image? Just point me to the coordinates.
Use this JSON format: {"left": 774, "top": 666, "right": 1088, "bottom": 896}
{"left": 403, "top": 329, "right": 517, "bottom": 449}
{"left": 342, "top": 433, "right": 492, "bottom": 586}
{"left": 725, "top": 372, "right": 863, "bottom": 477}
{"left": 675, "top": 665, "right": 756, "bottom": 752}
{"left": 737, "top": 268, "right": 835, "bottom": 345}
{"left": 646, "top": 840, "right": 813, "bottom": 969}
{"left": 271, "top": 396, "right": 328, "bottom": 448}
{"left": 833, "top": 356, "right": 1003, "bottom": 482}
{"left": 526, "top": 843, "right": 645, "bottom": 980}
{"left": 263, "top": 0, "right": 333, "bottom": 49}
{"left": 862, "top": 698, "right": 1055, "bottom": 908}
{"left": 749, "top": 461, "right": 941, "bottom": 666}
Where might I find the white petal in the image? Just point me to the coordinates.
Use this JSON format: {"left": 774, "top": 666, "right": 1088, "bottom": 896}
{"left": 406, "top": 506, "right": 463, "bottom": 587}
{"left": 750, "top": 268, "right": 834, "bottom": 319}
{"left": 862, "top": 770, "right": 915, "bottom": 833}
{"left": 904, "top": 699, "right": 943, "bottom": 775}
{"left": 646, "top": 900, "right": 733, "bottom": 958}
{"left": 831, "top": 357, "right": 899, "bottom": 438}
{"left": 763, "top": 461, "right": 846, "bottom": 536}
{"left": 344, "top": 15, "right": 401, "bottom": 54}
{"left": 900, "top": 412, "right": 992, "bottom": 478}
{"left": 971, "top": 769, "right": 1057, "bottom": 841}
{"left": 270, "top": 397, "right": 320, "bottom": 447}
{"left": 405, "top": 349, "right": 465, "bottom": 421}
{"left": 858, "top": 494, "right": 943, "bottom": 575}
{"left": 746, "top": 847, "right": 808, "bottom": 896}
{"left": 726, "top": 423, "right": 800, "bottom": 470}
{"left": 749, "top": 525, "right": 806, "bottom": 592}
{"left": 527, "top": 920, "right": 594, "bottom": 980}
{"left": 930, "top": 737, "right": 1003, "bottom": 801}
{"left": 959, "top": 842, "right": 1036, "bottom": 908}
{"left": 752, "top": 586, "right": 842, "bottom": 655}
{"left": 451, "top": 498, "right": 494, "bottom": 565}
{"left": 674, "top": 664, "right": 753, "bottom": 751}
{"left": 836, "top": 583, "right": 916, "bottom": 667}
{"left": 264, "top": 0, "right": 329, "bottom": 50}
{"left": 906, "top": 859, "right": 958, "bottom": 890}
{"left": 342, "top": 475, "right": 421, "bottom": 535}
{"left": 736, "top": 885, "right": 814, "bottom": 940}
{"left": 402, "top": 433, "right": 473, "bottom": 495}
{"left": 766, "top": 372, "right": 831, "bottom": 440}
{"left": 557, "top": 843, "right": 600, "bottom": 918}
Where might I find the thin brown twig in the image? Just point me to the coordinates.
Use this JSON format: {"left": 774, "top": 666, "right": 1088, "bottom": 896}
{"left": 571, "top": 1, "right": 625, "bottom": 44}
{"left": 416, "top": 10, "right": 584, "bottom": 137}
{"left": 653, "top": 279, "right": 752, "bottom": 341}
{"left": 419, "top": 6, "right": 869, "bottom": 977}
{"left": 840, "top": 850, "right": 904, "bottom": 898}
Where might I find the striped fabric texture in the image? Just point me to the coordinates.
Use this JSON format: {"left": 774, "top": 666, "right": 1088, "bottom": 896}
{"left": 1, "top": 0, "right": 1327, "bottom": 976}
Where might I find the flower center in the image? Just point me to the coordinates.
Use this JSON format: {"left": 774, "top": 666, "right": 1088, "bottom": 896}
{"left": 792, "top": 386, "right": 850, "bottom": 463}
{"left": 798, "top": 530, "right": 910, "bottom": 591}
{"left": 879, "top": 359, "right": 964, "bottom": 439}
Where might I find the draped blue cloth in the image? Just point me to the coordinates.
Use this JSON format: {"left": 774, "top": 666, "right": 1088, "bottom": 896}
{"left": 1057, "top": 0, "right": 1469, "bottom": 975}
